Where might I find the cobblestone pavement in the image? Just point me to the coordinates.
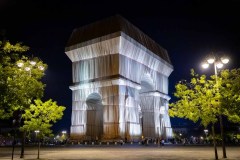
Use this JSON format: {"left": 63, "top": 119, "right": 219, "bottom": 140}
{"left": 0, "top": 144, "right": 239, "bottom": 160}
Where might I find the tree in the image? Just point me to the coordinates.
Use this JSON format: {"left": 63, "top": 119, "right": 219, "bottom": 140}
{"left": 169, "top": 69, "right": 240, "bottom": 160}
{"left": 220, "top": 69, "right": 240, "bottom": 123}
{"left": 169, "top": 70, "right": 221, "bottom": 160}
{"left": 0, "top": 41, "right": 47, "bottom": 119}
{"left": 21, "top": 99, "right": 65, "bottom": 159}
{"left": 21, "top": 99, "right": 66, "bottom": 136}
{"left": 0, "top": 40, "right": 47, "bottom": 158}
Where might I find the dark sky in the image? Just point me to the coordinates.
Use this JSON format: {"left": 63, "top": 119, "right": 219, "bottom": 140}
{"left": 1, "top": 0, "right": 240, "bottom": 133}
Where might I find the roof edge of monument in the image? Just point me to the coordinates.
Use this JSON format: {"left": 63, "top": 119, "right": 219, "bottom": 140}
{"left": 66, "top": 15, "right": 172, "bottom": 65}
{"left": 65, "top": 31, "right": 173, "bottom": 70}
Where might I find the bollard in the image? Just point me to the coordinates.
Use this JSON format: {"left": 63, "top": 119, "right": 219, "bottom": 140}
{"left": 85, "top": 142, "right": 87, "bottom": 145}
{"left": 92, "top": 142, "right": 94, "bottom": 145}
{"left": 107, "top": 142, "right": 109, "bottom": 145}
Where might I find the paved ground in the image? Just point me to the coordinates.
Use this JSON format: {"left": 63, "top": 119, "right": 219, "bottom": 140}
{"left": 0, "top": 144, "right": 240, "bottom": 160}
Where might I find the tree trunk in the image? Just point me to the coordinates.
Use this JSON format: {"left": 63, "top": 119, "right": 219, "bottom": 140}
{"left": 11, "top": 129, "right": 16, "bottom": 160}
{"left": 212, "top": 124, "right": 218, "bottom": 160}
{"left": 219, "top": 115, "right": 227, "bottom": 158}
{"left": 20, "top": 131, "right": 25, "bottom": 158}
{"left": 37, "top": 139, "right": 40, "bottom": 159}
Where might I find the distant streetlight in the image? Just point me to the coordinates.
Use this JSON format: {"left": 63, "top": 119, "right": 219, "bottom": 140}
{"left": 204, "top": 129, "right": 209, "bottom": 137}
{"left": 201, "top": 54, "right": 229, "bottom": 158}
{"left": 35, "top": 130, "right": 40, "bottom": 134}
{"left": 35, "top": 130, "right": 40, "bottom": 159}
{"left": 204, "top": 129, "right": 209, "bottom": 142}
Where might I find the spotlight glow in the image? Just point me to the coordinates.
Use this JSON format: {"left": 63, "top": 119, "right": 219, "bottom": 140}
{"left": 207, "top": 58, "right": 215, "bottom": 64}
{"left": 221, "top": 57, "right": 229, "bottom": 64}
{"left": 216, "top": 62, "right": 223, "bottom": 68}
{"left": 25, "top": 67, "right": 31, "bottom": 71}
{"left": 30, "top": 61, "right": 36, "bottom": 66}
{"left": 38, "top": 66, "right": 44, "bottom": 70}
{"left": 202, "top": 62, "right": 209, "bottom": 69}
{"left": 17, "top": 62, "right": 24, "bottom": 68}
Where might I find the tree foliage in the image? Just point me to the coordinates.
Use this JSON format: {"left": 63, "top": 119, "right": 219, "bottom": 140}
{"left": 220, "top": 69, "right": 240, "bottom": 123}
{"left": 1, "top": 40, "right": 65, "bottom": 159}
{"left": 169, "top": 69, "right": 240, "bottom": 126}
{"left": 0, "top": 41, "right": 47, "bottom": 119}
{"left": 21, "top": 99, "right": 66, "bottom": 137}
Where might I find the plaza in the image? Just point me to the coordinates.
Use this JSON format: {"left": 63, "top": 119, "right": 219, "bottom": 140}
{"left": 1, "top": 145, "right": 239, "bottom": 160}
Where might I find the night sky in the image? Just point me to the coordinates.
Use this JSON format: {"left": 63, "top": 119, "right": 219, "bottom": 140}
{"left": 1, "top": 0, "right": 240, "bottom": 134}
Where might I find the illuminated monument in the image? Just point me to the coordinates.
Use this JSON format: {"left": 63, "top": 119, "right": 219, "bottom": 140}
{"left": 65, "top": 15, "right": 173, "bottom": 141}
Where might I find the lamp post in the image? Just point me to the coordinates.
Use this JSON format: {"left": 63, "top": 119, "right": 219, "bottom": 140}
{"left": 179, "top": 133, "right": 182, "bottom": 144}
{"left": 62, "top": 130, "right": 67, "bottom": 136}
{"left": 62, "top": 130, "right": 67, "bottom": 144}
{"left": 204, "top": 129, "right": 209, "bottom": 143}
{"left": 204, "top": 129, "right": 208, "bottom": 138}
{"left": 35, "top": 130, "right": 40, "bottom": 159}
{"left": 201, "top": 55, "right": 229, "bottom": 158}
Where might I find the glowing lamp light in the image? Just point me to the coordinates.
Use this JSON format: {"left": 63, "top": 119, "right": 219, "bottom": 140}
{"left": 207, "top": 58, "right": 215, "bottom": 64}
{"left": 30, "top": 61, "right": 36, "bottom": 66}
{"left": 202, "top": 62, "right": 209, "bottom": 69}
{"left": 216, "top": 62, "right": 223, "bottom": 69}
{"left": 62, "top": 130, "right": 67, "bottom": 134}
{"left": 221, "top": 57, "right": 229, "bottom": 64}
{"left": 17, "top": 62, "right": 24, "bottom": 68}
{"left": 35, "top": 130, "right": 40, "bottom": 133}
{"left": 38, "top": 66, "right": 44, "bottom": 71}
{"left": 25, "top": 67, "right": 31, "bottom": 71}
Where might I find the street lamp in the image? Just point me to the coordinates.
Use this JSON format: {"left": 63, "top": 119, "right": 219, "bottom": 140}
{"left": 17, "top": 59, "right": 45, "bottom": 75}
{"left": 35, "top": 130, "right": 40, "bottom": 159}
{"left": 204, "top": 129, "right": 208, "bottom": 137}
{"left": 204, "top": 129, "right": 209, "bottom": 143}
{"left": 61, "top": 130, "right": 67, "bottom": 144}
{"left": 16, "top": 58, "right": 45, "bottom": 159}
{"left": 35, "top": 130, "right": 40, "bottom": 136}
{"left": 201, "top": 55, "right": 229, "bottom": 158}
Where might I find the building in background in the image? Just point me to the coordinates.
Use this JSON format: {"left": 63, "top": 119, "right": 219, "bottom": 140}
{"left": 65, "top": 15, "right": 173, "bottom": 141}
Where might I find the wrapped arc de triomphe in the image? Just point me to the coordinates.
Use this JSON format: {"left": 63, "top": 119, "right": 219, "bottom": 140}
{"left": 65, "top": 15, "right": 174, "bottom": 141}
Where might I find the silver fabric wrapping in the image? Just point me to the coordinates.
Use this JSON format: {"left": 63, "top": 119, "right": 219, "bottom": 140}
{"left": 66, "top": 33, "right": 173, "bottom": 140}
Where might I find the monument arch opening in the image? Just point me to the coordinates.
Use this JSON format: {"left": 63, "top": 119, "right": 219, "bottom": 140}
{"left": 86, "top": 92, "right": 103, "bottom": 140}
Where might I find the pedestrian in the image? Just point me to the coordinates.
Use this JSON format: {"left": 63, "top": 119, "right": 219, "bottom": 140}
{"left": 120, "top": 139, "right": 123, "bottom": 145}
{"left": 161, "top": 139, "right": 165, "bottom": 146}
